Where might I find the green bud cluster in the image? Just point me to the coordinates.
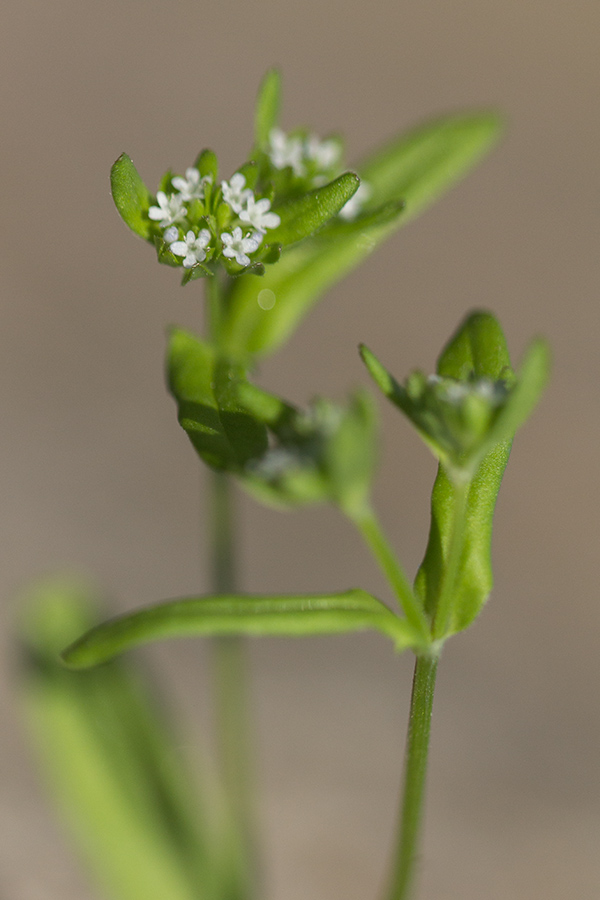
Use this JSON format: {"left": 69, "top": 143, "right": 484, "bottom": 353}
{"left": 238, "top": 384, "right": 377, "bottom": 516}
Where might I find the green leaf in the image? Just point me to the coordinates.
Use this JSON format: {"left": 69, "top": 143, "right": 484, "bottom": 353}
{"left": 359, "top": 112, "right": 502, "bottom": 222}
{"left": 220, "top": 112, "right": 502, "bottom": 359}
{"left": 62, "top": 589, "right": 418, "bottom": 669}
{"left": 111, "top": 153, "right": 153, "bottom": 240}
{"left": 437, "top": 309, "right": 512, "bottom": 381}
{"left": 268, "top": 172, "right": 360, "bottom": 248}
{"left": 254, "top": 69, "right": 281, "bottom": 149}
{"left": 166, "top": 327, "right": 268, "bottom": 471}
{"left": 18, "top": 579, "right": 219, "bottom": 900}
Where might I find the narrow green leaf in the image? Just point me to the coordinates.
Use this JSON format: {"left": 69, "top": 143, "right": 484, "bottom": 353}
{"left": 254, "top": 69, "right": 281, "bottom": 149}
{"left": 221, "top": 113, "right": 502, "bottom": 359}
{"left": 110, "top": 153, "right": 152, "bottom": 240}
{"left": 359, "top": 344, "right": 404, "bottom": 405}
{"left": 166, "top": 327, "right": 268, "bottom": 471}
{"left": 62, "top": 590, "right": 417, "bottom": 669}
{"left": 268, "top": 173, "right": 360, "bottom": 248}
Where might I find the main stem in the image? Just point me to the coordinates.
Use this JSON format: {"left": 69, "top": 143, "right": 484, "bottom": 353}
{"left": 209, "top": 470, "right": 256, "bottom": 899}
{"left": 387, "top": 652, "right": 439, "bottom": 900}
{"left": 206, "top": 269, "right": 256, "bottom": 899}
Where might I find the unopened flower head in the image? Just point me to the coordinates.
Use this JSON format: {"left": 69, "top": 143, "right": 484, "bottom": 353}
{"left": 168, "top": 229, "right": 212, "bottom": 268}
{"left": 239, "top": 196, "right": 280, "bottom": 233}
{"left": 221, "top": 227, "right": 263, "bottom": 267}
{"left": 148, "top": 191, "right": 187, "bottom": 228}
{"left": 171, "top": 168, "right": 212, "bottom": 202}
{"left": 221, "top": 173, "right": 253, "bottom": 213}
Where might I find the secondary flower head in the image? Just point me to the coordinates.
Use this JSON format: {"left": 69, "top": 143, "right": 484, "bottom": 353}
{"left": 221, "top": 173, "right": 253, "bottom": 213}
{"left": 148, "top": 191, "right": 187, "bottom": 228}
{"left": 221, "top": 227, "right": 263, "bottom": 267}
{"left": 238, "top": 196, "right": 280, "bottom": 233}
{"left": 171, "top": 168, "right": 212, "bottom": 201}
{"left": 305, "top": 134, "right": 341, "bottom": 171}
{"left": 167, "top": 228, "right": 212, "bottom": 268}
{"left": 268, "top": 128, "right": 305, "bottom": 176}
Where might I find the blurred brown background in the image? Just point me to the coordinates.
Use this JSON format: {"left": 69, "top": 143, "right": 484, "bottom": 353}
{"left": 1, "top": 0, "right": 599, "bottom": 898}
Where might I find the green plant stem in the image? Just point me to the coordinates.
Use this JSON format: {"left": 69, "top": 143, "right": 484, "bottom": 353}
{"left": 207, "top": 270, "right": 224, "bottom": 344}
{"left": 387, "top": 652, "right": 439, "bottom": 900}
{"left": 208, "top": 469, "right": 257, "bottom": 899}
{"left": 351, "top": 506, "right": 430, "bottom": 642}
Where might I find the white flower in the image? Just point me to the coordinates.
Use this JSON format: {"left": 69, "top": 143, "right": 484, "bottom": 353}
{"left": 221, "top": 173, "right": 253, "bottom": 213}
{"left": 238, "top": 195, "right": 280, "bottom": 233}
{"left": 221, "top": 227, "right": 263, "bottom": 267}
{"left": 338, "top": 181, "right": 372, "bottom": 221}
{"left": 171, "top": 168, "right": 211, "bottom": 202}
{"left": 148, "top": 191, "right": 187, "bottom": 228}
{"left": 168, "top": 229, "right": 211, "bottom": 268}
{"left": 163, "top": 225, "right": 179, "bottom": 243}
{"left": 268, "top": 128, "right": 305, "bottom": 176}
{"left": 305, "top": 134, "right": 341, "bottom": 171}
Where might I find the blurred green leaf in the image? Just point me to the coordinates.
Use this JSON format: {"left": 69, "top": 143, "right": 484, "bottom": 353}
{"left": 166, "top": 327, "right": 268, "bottom": 471}
{"left": 220, "top": 112, "right": 502, "bottom": 359}
{"left": 254, "top": 69, "right": 281, "bottom": 149}
{"left": 62, "top": 589, "right": 418, "bottom": 669}
{"left": 111, "top": 153, "right": 153, "bottom": 240}
{"left": 359, "top": 112, "right": 502, "bottom": 218}
{"left": 19, "top": 579, "right": 219, "bottom": 900}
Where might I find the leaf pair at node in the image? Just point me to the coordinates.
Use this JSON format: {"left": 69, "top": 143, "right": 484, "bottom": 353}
{"left": 166, "top": 327, "right": 377, "bottom": 517}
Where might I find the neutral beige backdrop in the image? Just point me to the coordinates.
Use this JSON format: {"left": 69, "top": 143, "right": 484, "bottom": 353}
{"left": 1, "top": 1, "right": 599, "bottom": 898}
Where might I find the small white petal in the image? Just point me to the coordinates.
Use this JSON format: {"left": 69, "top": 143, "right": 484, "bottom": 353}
{"left": 163, "top": 226, "right": 179, "bottom": 243}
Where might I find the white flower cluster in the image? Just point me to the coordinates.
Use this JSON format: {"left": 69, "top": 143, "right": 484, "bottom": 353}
{"left": 219, "top": 172, "right": 280, "bottom": 266}
{"left": 148, "top": 167, "right": 281, "bottom": 270}
{"left": 267, "top": 128, "right": 371, "bottom": 220}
